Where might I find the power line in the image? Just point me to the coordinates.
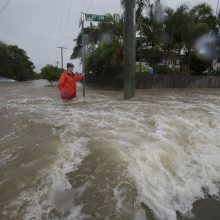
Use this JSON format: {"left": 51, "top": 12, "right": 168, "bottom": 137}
{"left": 61, "top": 0, "right": 94, "bottom": 65}
{"left": 56, "top": 61, "right": 59, "bottom": 68}
{"left": 56, "top": 0, "right": 87, "bottom": 69}
{"left": 72, "top": 0, "right": 94, "bottom": 41}
{"left": 86, "top": 0, "right": 94, "bottom": 13}
{"left": 72, "top": 0, "right": 86, "bottom": 35}
{"left": 57, "top": 0, "right": 74, "bottom": 46}
{"left": 64, "top": 0, "right": 86, "bottom": 59}
{"left": 61, "top": 0, "right": 74, "bottom": 43}
{"left": 56, "top": 0, "right": 65, "bottom": 46}
{"left": 0, "top": 0, "right": 11, "bottom": 14}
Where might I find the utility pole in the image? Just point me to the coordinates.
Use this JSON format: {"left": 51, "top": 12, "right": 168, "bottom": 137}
{"left": 57, "top": 46, "right": 67, "bottom": 70}
{"left": 56, "top": 61, "right": 59, "bottom": 68}
{"left": 81, "top": 13, "right": 86, "bottom": 97}
{"left": 123, "top": 0, "right": 136, "bottom": 100}
{"left": 139, "top": 17, "right": 143, "bottom": 73}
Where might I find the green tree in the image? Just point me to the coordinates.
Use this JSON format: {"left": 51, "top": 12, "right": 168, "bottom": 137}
{"left": 162, "top": 4, "right": 190, "bottom": 69}
{"left": 184, "top": 3, "right": 216, "bottom": 74}
{"left": 7, "top": 45, "right": 35, "bottom": 80}
{"left": 85, "top": 41, "right": 123, "bottom": 80}
{"left": 137, "top": 1, "right": 164, "bottom": 72}
{"left": 0, "top": 42, "right": 13, "bottom": 78}
{"left": 153, "top": 3, "right": 215, "bottom": 74}
{"left": 0, "top": 43, "right": 35, "bottom": 80}
{"left": 71, "top": 2, "right": 217, "bottom": 79}
{"left": 72, "top": 14, "right": 124, "bottom": 82}
{"left": 40, "top": 65, "right": 61, "bottom": 86}
{"left": 71, "top": 15, "right": 123, "bottom": 60}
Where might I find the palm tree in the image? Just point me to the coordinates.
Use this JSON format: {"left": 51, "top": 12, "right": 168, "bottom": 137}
{"left": 136, "top": 0, "right": 150, "bottom": 72}
{"left": 139, "top": 1, "right": 164, "bottom": 72}
{"left": 162, "top": 4, "right": 190, "bottom": 70}
{"left": 186, "top": 3, "right": 216, "bottom": 74}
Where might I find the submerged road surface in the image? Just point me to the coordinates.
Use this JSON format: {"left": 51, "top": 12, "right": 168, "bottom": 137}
{"left": 1, "top": 80, "right": 220, "bottom": 220}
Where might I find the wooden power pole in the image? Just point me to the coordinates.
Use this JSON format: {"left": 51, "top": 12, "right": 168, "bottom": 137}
{"left": 123, "top": 0, "right": 136, "bottom": 100}
{"left": 57, "top": 46, "right": 67, "bottom": 70}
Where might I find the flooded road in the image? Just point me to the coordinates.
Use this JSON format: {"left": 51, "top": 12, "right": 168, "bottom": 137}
{"left": 1, "top": 80, "right": 220, "bottom": 220}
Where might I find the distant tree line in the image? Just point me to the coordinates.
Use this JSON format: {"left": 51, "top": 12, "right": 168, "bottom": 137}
{"left": 0, "top": 42, "right": 36, "bottom": 81}
{"left": 71, "top": 1, "right": 220, "bottom": 84}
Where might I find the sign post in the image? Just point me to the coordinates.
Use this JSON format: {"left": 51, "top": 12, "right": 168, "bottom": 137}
{"left": 81, "top": 13, "right": 86, "bottom": 97}
{"left": 83, "top": 13, "right": 110, "bottom": 22}
{"left": 79, "top": 12, "right": 111, "bottom": 97}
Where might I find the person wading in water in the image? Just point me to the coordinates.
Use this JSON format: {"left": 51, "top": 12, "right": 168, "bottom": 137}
{"left": 58, "top": 63, "right": 83, "bottom": 100}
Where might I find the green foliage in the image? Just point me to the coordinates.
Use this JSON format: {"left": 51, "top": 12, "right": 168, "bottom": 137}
{"left": 157, "top": 65, "right": 177, "bottom": 75}
{"left": 34, "top": 73, "right": 42, "bottom": 80}
{"left": 0, "top": 43, "right": 13, "bottom": 78}
{"left": 85, "top": 41, "right": 123, "bottom": 80}
{"left": 143, "top": 48, "right": 163, "bottom": 68}
{"left": 136, "top": 1, "right": 217, "bottom": 75}
{"left": 40, "top": 65, "right": 61, "bottom": 85}
{"left": 71, "top": 14, "right": 123, "bottom": 61}
{"left": 79, "top": 15, "right": 124, "bottom": 81}
{"left": 190, "top": 52, "right": 209, "bottom": 75}
{"left": 71, "top": 33, "right": 82, "bottom": 59}
{"left": 71, "top": 1, "right": 219, "bottom": 80}
{"left": 0, "top": 43, "right": 35, "bottom": 80}
{"left": 135, "top": 64, "right": 148, "bottom": 74}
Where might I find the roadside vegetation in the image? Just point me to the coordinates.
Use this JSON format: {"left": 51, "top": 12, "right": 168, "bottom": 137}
{"left": 1, "top": 1, "right": 220, "bottom": 83}
{"left": 0, "top": 42, "right": 35, "bottom": 81}
{"left": 40, "top": 65, "right": 61, "bottom": 86}
{"left": 72, "top": 1, "right": 220, "bottom": 83}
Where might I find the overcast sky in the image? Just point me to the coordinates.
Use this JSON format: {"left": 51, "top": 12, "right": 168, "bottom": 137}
{"left": 0, "top": 0, "right": 218, "bottom": 72}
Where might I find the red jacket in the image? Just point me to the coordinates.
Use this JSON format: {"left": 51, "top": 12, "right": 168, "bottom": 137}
{"left": 58, "top": 71, "right": 83, "bottom": 99}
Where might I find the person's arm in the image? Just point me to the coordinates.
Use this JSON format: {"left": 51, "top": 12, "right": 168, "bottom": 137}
{"left": 58, "top": 73, "right": 66, "bottom": 91}
{"left": 75, "top": 73, "right": 83, "bottom": 81}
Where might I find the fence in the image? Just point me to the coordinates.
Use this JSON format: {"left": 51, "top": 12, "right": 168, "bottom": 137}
{"left": 86, "top": 74, "right": 220, "bottom": 89}
{"left": 136, "top": 75, "right": 220, "bottom": 89}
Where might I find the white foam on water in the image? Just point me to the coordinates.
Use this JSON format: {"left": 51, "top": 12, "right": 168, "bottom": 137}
{"left": 0, "top": 131, "right": 17, "bottom": 143}
{"left": 0, "top": 149, "right": 19, "bottom": 165}
{"left": 2, "top": 90, "right": 220, "bottom": 220}
{"left": 0, "top": 77, "right": 16, "bottom": 82}
{"left": 28, "top": 130, "right": 89, "bottom": 219}
{"left": 67, "top": 93, "right": 220, "bottom": 219}
{"left": 2, "top": 97, "right": 91, "bottom": 220}
{"left": 7, "top": 96, "right": 54, "bottom": 105}
{"left": 73, "top": 91, "right": 220, "bottom": 219}
{"left": 112, "top": 103, "right": 220, "bottom": 220}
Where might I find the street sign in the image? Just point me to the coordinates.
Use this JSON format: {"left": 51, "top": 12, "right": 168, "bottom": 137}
{"left": 83, "top": 13, "right": 110, "bottom": 22}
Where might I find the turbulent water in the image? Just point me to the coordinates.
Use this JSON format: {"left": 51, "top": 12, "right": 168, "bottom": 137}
{"left": 1, "top": 80, "right": 220, "bottom": 220}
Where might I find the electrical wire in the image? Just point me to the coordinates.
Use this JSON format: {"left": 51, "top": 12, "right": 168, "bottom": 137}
{"left": 86, "top": 0, "right": 94, "bottom": 13}
{"left": 63, "top": 0, "right": 87, "bottom": 60}
{"left": 64, "top": 0, "right": 95, "bottom": 58}
{"left": 56, "top": 0, "right": 65, "bottom": 46}
{"left": 61, "top": 0, "right": 74, "bottom": 43}
{"left": 0, "top": 0, "right": 11, "bottom": 14}
{"left": 72, "top": 0, "right": 86, "bottom": 34}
